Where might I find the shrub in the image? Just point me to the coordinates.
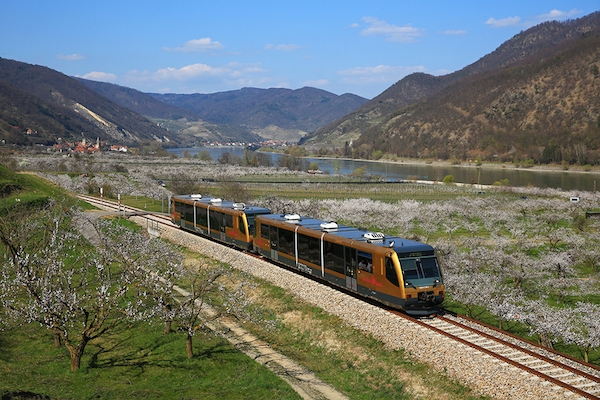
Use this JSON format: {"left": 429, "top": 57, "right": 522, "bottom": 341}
{"left": 352, "top": 167, "right": 365, "bottom": 178}
{"left": 442, "top": 175, "right": 455, "bottom": 184}
{"left": 521, "top": 159, "right": 535, "bottom": 168}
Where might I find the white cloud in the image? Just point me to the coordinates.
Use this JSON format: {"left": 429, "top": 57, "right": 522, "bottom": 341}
{"left": 79, "top": 71, "right": 117, "bottom": 82}
{"left": 123, "top": 62, "right": 268, "bottom": 89}
{"left": 536, "top": 9, "right": 581, "bottom": 22}
{"left": 486, "top": 9, "right": 582, "bottom": 29}
{"left": 338, "top": 64, "right": 426, "bottom": 83}
{"left": 153, "top": 63, "right": 230, "bottom": 80}
{"left": 163, "top": 38, "right": 223, "bottom": 52}
{"left": 57, "top": 53, "right": 85, "bottom": 61}
{"left": 485, "top": 16, "right": 521, "bottom": 28}
{"left": 360, "top": 17, "right": 424, "bottom": 42}
{"left": 265, "top": 43, "right": 300, "bottom": 51}
{"left": 443, "top": 30, "right": 467, "bottom": 35}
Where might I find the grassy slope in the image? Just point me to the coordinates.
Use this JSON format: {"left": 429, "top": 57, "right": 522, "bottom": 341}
{"left": 0, "top": 165, "right": 301, "bottom": 400}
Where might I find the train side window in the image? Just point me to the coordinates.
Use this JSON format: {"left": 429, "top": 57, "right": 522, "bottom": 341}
{"left": 197, "top": 207, "right": 208, "bottom": 226}
{"left": 386, "top": 257, "right": 399, "bottom": 287}
{"left": 260, "top": 224, "right": 270, "bottom": 239}
{"left": 224, "top": 213, "right": 233, "bottom": 228}
{"left": 184, "top": 203, "right": 194, "bottom": 222}
{"left": 357, "top": 251, "right": 373, "bottom": 273}
{"left": 298, "top": 234, "right": 320, "bottom": 265}
{"left": 324, "top": 242, "right": 344, "bottom": 274}
{"left": 210, "top": 211, "right": 222, "bottom": 231}
{"left": 279, "top": 228, "right": 294, "bottom": 255}
{"left": 270, "top": 225, "right": 278, "bottom": 247}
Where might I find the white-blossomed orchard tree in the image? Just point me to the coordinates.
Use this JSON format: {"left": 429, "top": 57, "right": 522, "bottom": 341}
{"left": 0, "top": 201, "right": 154, "bottom": 371}
{"left": 1, "top": 201, "right": 201, "bottom": 370}
{"left": 565, "top": 302, "right": 600, "bottom": 363}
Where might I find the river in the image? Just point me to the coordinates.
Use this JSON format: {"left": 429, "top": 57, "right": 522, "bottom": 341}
{"left": 168, "top": 147, "right": 600, "bottom": 192}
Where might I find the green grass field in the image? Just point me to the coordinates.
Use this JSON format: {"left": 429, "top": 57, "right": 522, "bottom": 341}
{"left": 0, "top": 323, "right": 301, "bottom": 399}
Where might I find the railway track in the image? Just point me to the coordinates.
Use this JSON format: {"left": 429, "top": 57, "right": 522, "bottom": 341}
{"left": 390, "top": 310, "right": 600, "bottom": 399}
{"left": 78, "top": 194, "right": 600, "bottom": 399}
{"left": 77, "top": 194, "right": 175, "bottom": 226}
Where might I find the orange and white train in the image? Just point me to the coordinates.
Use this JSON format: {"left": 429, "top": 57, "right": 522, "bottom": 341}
{"left": 172, "top": 194, "right": 444, "bottom": 315}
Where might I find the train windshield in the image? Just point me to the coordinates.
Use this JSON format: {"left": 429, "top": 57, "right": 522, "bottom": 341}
{"left": 399, "top": 257, "right": 441, "bottom": 286}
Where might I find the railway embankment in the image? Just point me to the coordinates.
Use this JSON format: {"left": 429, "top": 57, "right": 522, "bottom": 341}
{"left": 155, "top": 218, "right": 584, "bottom": 400}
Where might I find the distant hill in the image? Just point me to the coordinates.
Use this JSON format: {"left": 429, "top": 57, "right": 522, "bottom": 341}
{"left": 0, "top": 58, "right": 178, "bottom": 146}
{"left": 76, "top": 78, "right": 262, "bottom": 144}
{"left": 304, "top": 11, "right": 600, "bottom": 160}
{"left": 354, "top": 26, "right": 600, "bottom": 163}
{"left": 150, "top": 87, "right": 368, "bottom": 142}
{"left": 0, "top": 79, "right": 91, "bottom": 146}
{"left": 76, "top": 80, "right": 367, "bottom": 145}
{"left": 75, "top": 78, "right": 198, "bottom": 121}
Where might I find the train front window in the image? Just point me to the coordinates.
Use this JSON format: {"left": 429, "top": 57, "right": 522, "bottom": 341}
{"left": 400, "top": 257, "right": 441, "bottom": 284}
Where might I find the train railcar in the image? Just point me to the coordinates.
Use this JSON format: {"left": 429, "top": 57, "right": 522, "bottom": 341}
{"left": 253, "top": 213, "right": 444, "bottom": 315}
{"left": 171, "top": 194, "right": 272, "bottom": 250}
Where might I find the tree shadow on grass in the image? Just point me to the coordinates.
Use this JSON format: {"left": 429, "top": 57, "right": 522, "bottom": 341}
{"left": 85, "top": 330, "right": 237, "bottom": 374}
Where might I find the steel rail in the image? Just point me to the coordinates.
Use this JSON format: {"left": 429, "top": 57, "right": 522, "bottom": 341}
{"left": 77, "top": 195, "right": 174, "bottom": 224}
{"left": 453, "top": 313, "right": 600, "bottom": 373}
{"left": 435, "top": 314, "right": 600, "bottom": 384}
{"left": 389, "top": 310, "right": 600, "bottom": 399}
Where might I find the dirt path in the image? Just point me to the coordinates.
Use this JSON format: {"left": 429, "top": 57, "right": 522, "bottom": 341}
{"left": 173, "top": 284, "right": 348, "bottom": 400}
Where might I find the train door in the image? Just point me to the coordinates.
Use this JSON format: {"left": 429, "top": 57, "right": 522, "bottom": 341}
{"left": 345, "top": 247, "right": 357, "bottom": 291}
{"left": 270, "top": 226, "right": 278, "bottom": 261}
{"left": 180, "top": 205, "right": 186, "bottom": 228}
{"left": 182, "top": 202, "right": 191, "bottom": 229}
{"left": 221, "top": 213, "right": 231, "bottom": 242}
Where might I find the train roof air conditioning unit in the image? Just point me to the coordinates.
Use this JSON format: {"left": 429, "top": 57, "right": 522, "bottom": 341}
{"left": 190, "top": 194, "right": 202, "bottom": 199}
{"left": 320, "top": 221, "right": 338, "bottom": 231}
{"left": 364, "top": 232, "right": 385, "bottom": 242}
{"left": 232, "top": 203, "right": 246, "bottom": 210}
{"left": 284, "top": 214, "right": 301, "bottom": 222}
{"left": 210, "top": 198, "right": 222, "bottom": 204}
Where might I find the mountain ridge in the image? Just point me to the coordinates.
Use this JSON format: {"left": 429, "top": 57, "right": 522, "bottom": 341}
{"left": 303, "top": 11, "right": 600, "bottom": 153}
{"left": 354, "top": 30, "right": 600, "bottom": 163}
{"left": 75, "top": 79, "right": 368, "bottom": 144}
{"left": 0, "top": 58, "right": 175, "bottom": 146}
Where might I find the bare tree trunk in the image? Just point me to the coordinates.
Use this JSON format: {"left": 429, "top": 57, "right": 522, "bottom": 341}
{"left": 539, "top": 332, "right": 554, "bottom": 349}
{"left": 164, "top": 303, "right": 173, "bottom": 334}
{"left": 65, "top": 336, "right": 90, "bottom": 371}
{"left": 53, "top": 330, "right": 62, "bottom": 347}
{"left": 164, "top": 320, "right": 172, "bottom": 335}
{"left": 186, "top": 333, "right": 194, "bottom": 358}
{"left": 70, "top": 351, "right": 82, "bottom": 372}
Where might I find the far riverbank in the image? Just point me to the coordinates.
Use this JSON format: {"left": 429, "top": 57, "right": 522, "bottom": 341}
{"left": 169, "top": 147, "right": 600, "bottom": 192}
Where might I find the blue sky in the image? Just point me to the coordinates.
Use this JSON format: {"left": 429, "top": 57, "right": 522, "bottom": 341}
{"left": 2, "top": 1, "right": 598, "bottom": 99}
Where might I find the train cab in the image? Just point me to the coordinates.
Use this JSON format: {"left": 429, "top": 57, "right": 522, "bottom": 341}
{"left": 254, "top": 213, "right": 444, "bottom": 315}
